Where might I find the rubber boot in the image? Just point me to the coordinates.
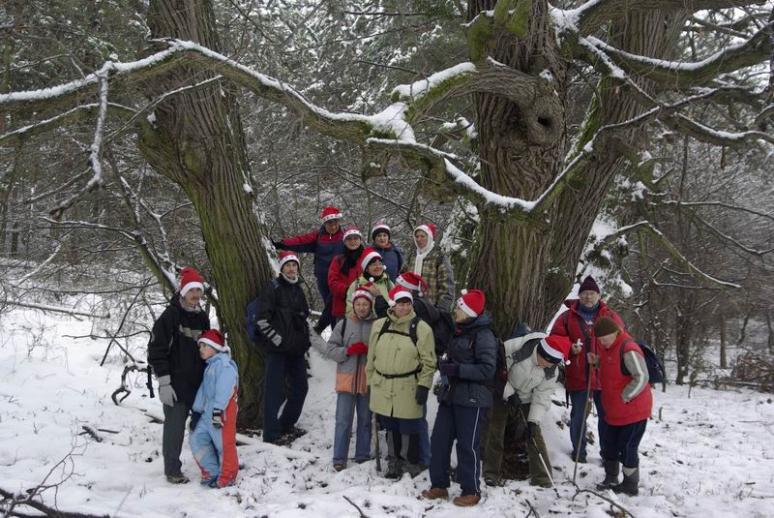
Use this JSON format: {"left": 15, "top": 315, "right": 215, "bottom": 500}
{"left": 596, "top": 460, "right": 620, "bottom": 490}
{"left": 612, "top": 467, "right": 639, "bottom": 496}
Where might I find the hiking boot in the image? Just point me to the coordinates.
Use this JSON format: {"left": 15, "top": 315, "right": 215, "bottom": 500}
{"left": 453, "top": 494, "right": 481, "bottom": 507}
{"left": 421, "top": 487, "right": 449, "bottom": 500}
{"left": 484, "top": 476, "right": 503, "bottom": 487}
{"left": 333, "top": 463, "right": 346, "bottom": 472}
{"left": 571, "top": 451, "right": 587, "bottom": 463}
{"left": 166, "top": 473, "right": 190, "bottom": 484}
{"left": 265, "top": 435, "right": 293, "bottom": 447}
{"left": 282, "top": 426, "right": 307, "bottom": 440}
{"left": 612, "top": 468, "right": 639, "bottom": 496}
{"left": 354, "top": 457, "right": 370, "bottom": 464}
{"left": 404, "top": 462, "right": 425, "bottom": 478}
{"left": 596, "top": 460, "right": 620, "bottom": 490}
{"left": 530, "top": 478, "right": 552, "bottom": 488}
{"left": 384, "top": 457, "right": 404, "bottom": 479}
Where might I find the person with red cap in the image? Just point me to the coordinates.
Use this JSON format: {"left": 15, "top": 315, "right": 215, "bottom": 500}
{"left": 251, "top": 251, "right": 312, "bottom": 445}
{"left": 591, "top": 316, "right": 653, "bottom": 496}
{"left": 493, "top": 328, "right": 571, "bottom": 488}
{"left": 550, "top": 274, "right": 625, "bottom": 464}
{"left": 367, "top": 286, "right": 436, "bottom": 479}
{"left": 422, "top": 289, "right": 496, "bottom": 507}
{"left": 370, "top": 220, "right": 405, "bottom": 281}
{"left": 189, "top": 329, "right": 239, "bottom": 488}
{"left": 148, "top": 267, "right": 211, "bottom": 484}
{"left": 411, "top": 223, "right": 455, "bottom": 312}
{"left": 327, "top": 226, "right": 365, "bottom": 324}
{"left": 314, "top": 285, "right": 376, "bottom": 471}
{"left": 345, "top": 247, "right": 394, "bottom": 319}
{"left": 273, "top": 205, "right": 345, "bottom": 334}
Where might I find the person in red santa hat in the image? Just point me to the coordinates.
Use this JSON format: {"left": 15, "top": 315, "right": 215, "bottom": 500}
{"left": 148, "top": 267, "right": 211, "bottom": 484}
{"left": 411, "top": 223, "right": 455, "bottom": 312}
{"left": 327, "top": 226, "right": 365, "bottom": 325}
{"left": 274, "top": 205, "right": 345, "bottom": 334}
{"left": 251, "top": 251, "right": 312, "bottom": 445}
{"left": 370, "top": 220, "right": 405, "bottom": 281}
{"left": 491, "top": 329, "right": 571, "bottom": 488}
{"left": 422, "top": 289, "right": 497, "bottom": 507}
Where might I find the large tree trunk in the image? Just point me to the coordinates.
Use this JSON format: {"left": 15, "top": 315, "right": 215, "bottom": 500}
{"left": 466, "top": 1, "right": 687, "bottom": 337}
{"left": 139, "top": 0, "right": 272, "bottom": 427}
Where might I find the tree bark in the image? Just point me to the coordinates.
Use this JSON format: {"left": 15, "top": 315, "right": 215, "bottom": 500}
{"left": 141, "top": 0, "right": 272, "bottom": 426}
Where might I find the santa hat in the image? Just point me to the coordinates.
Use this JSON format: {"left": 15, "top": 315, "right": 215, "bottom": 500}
{"left": 360, "top": 247, "right": 382, "bottom": 272}
{"left": 278, "top": 250, "right": 299, "bottom": 269}
{"left": 371, "top": 221, "right": 391, "bottom": 239}
{"left": 579, "top": 275, "right": 600, "bottom": 294}
{"left": 320, "top": 206, "right": 343, "bottom": 223}
{"left": 198, "top": 329, "right": 229, "bottom": 354}
{"left": 414, "top": 223, "right": 437, "bottom": 241}
{"left": 352, "top": 284, "right": 374, "bottom": 304}
{"left": 538, "top": 335, "right": 571, "bottom": 365}
{"left": 387, "top": 285, "right": 413, "bottom": 306}
{"left": 396, "top": 272, "right": 428, "bottom": 295}
{"left": 179, "top": 267, "right": 204, "bottom": 297}
{"left": 343, "top": 226, "right": 362, "bottom": 240}
{"left": 457, "top": 289, "right": 486, "bottom": 318}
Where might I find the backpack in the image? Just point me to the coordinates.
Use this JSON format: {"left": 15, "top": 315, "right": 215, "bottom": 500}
{"left": 377, "top": 315, "right": 421, "bottom": 345}
{"left": 621, "top": 340, "right": 665, "bottom": 386}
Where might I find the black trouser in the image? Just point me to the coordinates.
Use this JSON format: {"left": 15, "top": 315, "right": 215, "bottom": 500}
{"left": 162, "top": 400, "right": 190, "bottom": 476}
{"left": 600, "top": 419, "right": 647, "bottom": 468}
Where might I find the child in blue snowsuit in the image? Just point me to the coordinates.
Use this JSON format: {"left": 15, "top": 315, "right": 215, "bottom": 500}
{"left": 189, "top": 329, "right": 239, "bottom": 488}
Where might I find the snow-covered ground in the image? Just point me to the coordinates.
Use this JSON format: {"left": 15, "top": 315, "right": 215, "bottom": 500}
{"left": 1, "top": 306, "right": 773, "bottom": 517}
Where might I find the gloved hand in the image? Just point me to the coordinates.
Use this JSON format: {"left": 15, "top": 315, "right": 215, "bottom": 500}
{"left": 212, "top": 409, "right": 224, "bottom": 429}
{"left": 272, "top": 240, "right": 284, "bottom": 249}
{"left": 438, "top": 361, "right": 460, "bottom": 378}
{"left": 189, "top": 411, "right": 202, "bottom": 431}
{"left": 507, "top": 393, "right": 521, "bottom": 411}
{"left": 526, "top": 421, "right": 539, "bottom": 441}
{"left": 415, "top": 385, "right": 429, "bottom": 405}
{"left": 157, "top": 375, "right": 177, "bottom": 407}
{"left": 346, "top": 342, "right": 368, "bottom": 356}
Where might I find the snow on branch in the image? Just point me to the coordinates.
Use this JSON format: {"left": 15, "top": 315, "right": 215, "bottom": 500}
{"left": 551, "top": 0, "right": 767, "bottom": 38}
{"left": 665, "top": 113, "right": 774, "bottom": 147}
{"left": 584, "top": 25, "right": 772, "bottom": 88}
{"left": 596, "top": 221, "right": 741, "bottom": 288}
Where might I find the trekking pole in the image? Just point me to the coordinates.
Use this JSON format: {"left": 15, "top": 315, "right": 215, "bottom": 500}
{"left": 572, "top": 363, "right": 594, "bottom": 485}
{"left": 517, "top": 408, "right": 555, "bottom": 489}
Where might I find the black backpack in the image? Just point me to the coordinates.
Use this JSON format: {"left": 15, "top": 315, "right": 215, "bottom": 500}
{"left": 621, "top": 340, "right": 665, "bottom": 386}
{"left": 377, "top": 314, "right": 421, "bottom": 346}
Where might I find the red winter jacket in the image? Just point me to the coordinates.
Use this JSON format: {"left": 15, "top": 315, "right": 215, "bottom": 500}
{"left": 328, "top": 254, "right": 362, "bottom": 318}
{"left": 598, "top": 332, "right": 653, "bottom": 426}
{"left": 550, "top": 299, "right": 625, "bottom": 391}
{"left": 276, "top": 226, "right": 344, "bottom": 281}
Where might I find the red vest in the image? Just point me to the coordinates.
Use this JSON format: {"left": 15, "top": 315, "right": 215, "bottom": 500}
{"left": 598, "top": 332, "right": 653, "bottom": 426}
{"left": 550, "top": 300, "right": 624, "bottom": 391}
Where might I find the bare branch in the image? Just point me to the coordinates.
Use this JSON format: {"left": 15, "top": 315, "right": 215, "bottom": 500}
{"left": 555, "top": 0, "right": 767, "bottom": 38}
{"left": 658, "top": 199, "right": 774, "bottom": 221}
{"left": 583, "top": 25, "right": 772, "bottom": 89}
{"left": 595, "top": 221, "right": 741, "bottom": 288}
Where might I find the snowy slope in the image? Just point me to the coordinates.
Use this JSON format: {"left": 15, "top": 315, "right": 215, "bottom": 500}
{"left": 1, "top": 306, "right": 773, "bottom": 517}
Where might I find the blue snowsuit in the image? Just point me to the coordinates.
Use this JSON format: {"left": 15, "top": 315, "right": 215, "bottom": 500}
{"left": 189, "top": 352, "right": 239, "bottom": 487}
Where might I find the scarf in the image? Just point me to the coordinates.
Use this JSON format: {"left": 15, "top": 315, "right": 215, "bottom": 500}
{"left": 340, "top": 245, "right": 364, "bottom": 275}
{"left": 179, "top": 296, "right": 201, "bottom": 313}
{"left": 413, "top": 238, "right": 434, "bottom": 274}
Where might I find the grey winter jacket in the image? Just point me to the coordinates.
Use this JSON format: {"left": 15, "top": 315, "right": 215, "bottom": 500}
{"left": 316, "top": 316, "right": 374, "bottom": 394}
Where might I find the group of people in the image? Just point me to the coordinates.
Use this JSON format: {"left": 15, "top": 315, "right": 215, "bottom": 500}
{"left": 147, "top": 206, "right": 653, "bottom": 505}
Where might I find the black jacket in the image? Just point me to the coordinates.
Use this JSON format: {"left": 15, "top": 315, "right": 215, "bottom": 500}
{"left": 147, "top": 296, "right": 210, "bottom": 406}
{"left": 254, "top": 276, "right": 311, "bottom": 355}
{"left": 439, "top": 312, "right": 497, "bottom": 408}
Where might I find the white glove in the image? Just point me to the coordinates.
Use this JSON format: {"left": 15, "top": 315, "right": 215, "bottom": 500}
{"left": 157, "top": 375, "right": 177, "bottom": 407}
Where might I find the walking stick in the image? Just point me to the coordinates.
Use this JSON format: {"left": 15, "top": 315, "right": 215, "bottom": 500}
{"left": 373, "top": 411, "right": 381, "bottom": 472}
{"left": 572, "top": 362, "right": 594, "bottom": 485}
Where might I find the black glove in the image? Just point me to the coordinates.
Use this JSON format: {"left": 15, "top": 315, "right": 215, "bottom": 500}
{"left": 212, "top": 409, "right": 224, "bottom": 429}
{"left": 507, "top": 393, "right": 521, "bottom": 411}
{"left": 272, "top": 240, "right": 284, "bottom": 249}
{"left": 189, "top": 411, "right": 202, "bottom": 431}
{"left": 526, "top": 421, "right": 539, "bottom": 441}
{"left": 415, "top": 385, "right": 429, "bottom": 405}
